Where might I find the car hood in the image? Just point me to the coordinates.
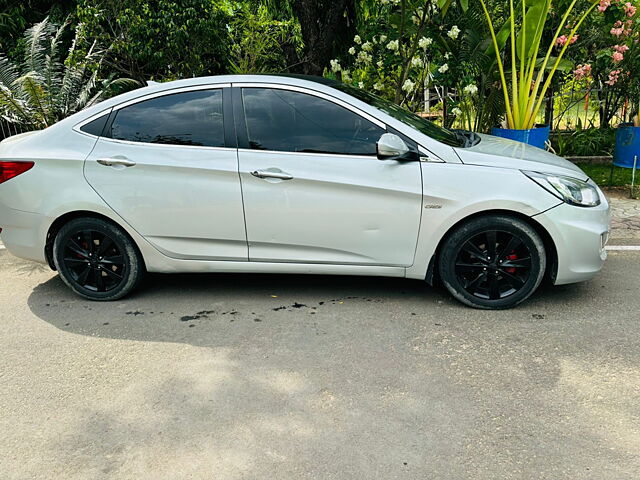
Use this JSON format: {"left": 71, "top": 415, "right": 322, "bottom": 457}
{"left": 454, "top": 133, "right": 587, "bottom": 180}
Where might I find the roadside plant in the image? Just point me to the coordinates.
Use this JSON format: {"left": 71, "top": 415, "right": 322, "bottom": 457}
{"left": 0, "top": 17, "right": 136, "bottom": 130}
{"left": 479, "top": 0, "right": 604, "bottom": 130}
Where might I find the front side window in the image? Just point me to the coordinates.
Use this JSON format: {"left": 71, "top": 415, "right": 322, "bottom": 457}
{"left": 107, "top": 89, "right": 224, "bottom": 147}
{"left": 242, "top": 88, "right": 385, "bottom": 155}
{"left": 333, "top": 83, "right": 466, "bottom": 148}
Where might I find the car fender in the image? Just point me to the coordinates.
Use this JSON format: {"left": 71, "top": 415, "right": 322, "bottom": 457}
{"left": 406, "top": 162, "right": 562, "bottom": 280}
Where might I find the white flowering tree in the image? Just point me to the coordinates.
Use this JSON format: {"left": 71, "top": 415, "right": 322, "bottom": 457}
{"left": 325, "top": 0, "right": 504, "bottom": 129}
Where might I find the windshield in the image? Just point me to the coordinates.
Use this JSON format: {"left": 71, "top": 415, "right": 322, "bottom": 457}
{"left": 332, "top": 83, "right": 465, "bottom": 148}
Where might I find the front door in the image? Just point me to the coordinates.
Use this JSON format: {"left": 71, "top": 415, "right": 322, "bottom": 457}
{"left": 235, "top": 85, "right": 422, "bottom": 266}
{"left": 84, "top": 87, "right": 247, "bottom": 261}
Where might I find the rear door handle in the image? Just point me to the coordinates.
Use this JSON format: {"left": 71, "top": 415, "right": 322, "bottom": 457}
{"left": 97, "top": 157, "right": 136, "bottom": 167}
{"left": 251, "top": 170, "right": 293, "bottom": 180}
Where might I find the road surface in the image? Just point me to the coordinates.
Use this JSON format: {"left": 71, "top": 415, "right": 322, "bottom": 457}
{"left": 1, "top": 247, "right": 639, "bottom": 479}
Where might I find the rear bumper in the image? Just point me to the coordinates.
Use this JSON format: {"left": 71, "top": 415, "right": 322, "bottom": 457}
{"left": 533, "top": 198, "right": 611, "bottom": 285}
{"left": 0, "top": 206, "right": 48, "bottom": 263}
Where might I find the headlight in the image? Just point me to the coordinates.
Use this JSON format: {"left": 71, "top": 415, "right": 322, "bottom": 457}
{"left": 523, "top": 171, "right": 601, "bottom": 207}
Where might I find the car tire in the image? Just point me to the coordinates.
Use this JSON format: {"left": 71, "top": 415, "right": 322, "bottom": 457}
{"left": 53, "top": 217, "right": 144, "bottom": 301}
{"left": 438, "top": 215, "right": 546, "bottom": 310}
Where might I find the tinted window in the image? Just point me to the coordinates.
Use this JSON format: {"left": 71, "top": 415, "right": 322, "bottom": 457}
{"left": 333, "top": 84, "right": 464, "bottom": 147}
{"left": 108, "top": 90, "right": 224, "bottom": 147}
{"left": 80, "top": 112, "right": 109, "bottom": 136}
{"left": 242, "top": 88, "right": 385, "bottom": 155}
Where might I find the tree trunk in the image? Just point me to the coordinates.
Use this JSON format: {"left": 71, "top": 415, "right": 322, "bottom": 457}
{"left": 291, "top": 0, "right": 356, "bottom": 76}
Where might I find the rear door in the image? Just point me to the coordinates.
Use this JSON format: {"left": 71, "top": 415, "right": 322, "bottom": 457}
{"left": 234, "top": 84, "right": 423, "bottom": 266}
{"left": 83, "top": 86, "right": 247, "bottom": 261}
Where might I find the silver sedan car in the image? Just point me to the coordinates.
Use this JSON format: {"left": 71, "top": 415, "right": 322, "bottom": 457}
{"left": 0, "top": 75, "right": 610, "bottom": 309}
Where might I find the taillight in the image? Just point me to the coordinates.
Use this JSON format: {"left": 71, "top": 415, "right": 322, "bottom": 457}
{"left": 0, "top": 161, "right": 34, "bottom": 184}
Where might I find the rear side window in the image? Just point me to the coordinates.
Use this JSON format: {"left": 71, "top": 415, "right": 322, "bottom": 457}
{"left": 80, "top": 112, "right": 109, "bottom": 136}
{"left": 241, "top": 88, "right": 384, "bottom": 155}
{"left": 107, "top": 89, "right": 224, "bottom": 147}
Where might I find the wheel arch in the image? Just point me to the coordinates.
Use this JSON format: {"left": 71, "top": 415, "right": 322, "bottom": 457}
{"left": 425, "top": 209, "right": 558, "bottom": 286}
{"left": 44, "top": 210, "right": 146, "bottom": 271}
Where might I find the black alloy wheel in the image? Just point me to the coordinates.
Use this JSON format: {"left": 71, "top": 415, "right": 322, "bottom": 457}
{"left": 62, "top": 229, "right": 126, "bottom": 293}
{"left": 454, "top": 229, "right": 532, "bottom": 301}
{"left": 53, "top": 217, "right": 144, "bottom": 301}
{"left": 438, "top": 215, "right": 546, "bottom": 309}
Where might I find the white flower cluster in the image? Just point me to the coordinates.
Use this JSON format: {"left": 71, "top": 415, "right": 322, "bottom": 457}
{"left": 447, "top": 25, "right": 461, "bottom": 40}
{"left": 354, "top": 35, "right": 362, "bottom": 45}
{"left": 362, "top": 41, "right": 372, "bottom": 52}
{"left": 402, "top": 79, "right": 416, "bottom": 92}
{"left": 451, "top": 107, "right": 463, "bottom": 116}
{"left": 463, "top": 84, "right": 478, "bottom": 95}
{"left": 386, "top": 39, "right": 399, "bottom": 51}
{"left": 373, "top": 82, "right": 383, "bottom": 91}
{"left": 348, "top": 46, "right": 356, "bottom": 55}
{"left": 418, "top": 37, "right": 433, "bottom": 49}
{"left": 356, "top": 50, "right": 373, "bottom": 64}
{"left": 330, "top": 59, "right": 341, "bottom": 72}
{"left": 411, "top": 57, "right": 424, "bottom": 68}
{"left": 438, "top": 63, "right": 449, "bottom": 73}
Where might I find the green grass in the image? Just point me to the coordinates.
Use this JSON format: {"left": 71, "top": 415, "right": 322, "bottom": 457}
{"left": 577, "top": 162, "right": 640, "bottom": 199}
{"left": 576, "top": 163, "right": 640, "bottom": 187}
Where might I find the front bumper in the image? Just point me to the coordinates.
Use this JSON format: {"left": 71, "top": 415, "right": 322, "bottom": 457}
{"left": 0, "top": 206, "right": 48, "bottom": 263}
{"left": 533, "top": 198, "right": 611, "bottom": 285}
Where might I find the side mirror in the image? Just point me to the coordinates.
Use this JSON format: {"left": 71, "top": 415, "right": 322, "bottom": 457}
{"left": 376, "top": 133, "right": 419, "bottom": 161}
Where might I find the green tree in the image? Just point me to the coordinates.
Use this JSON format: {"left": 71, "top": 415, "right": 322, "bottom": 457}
{"left": 228, "top": 3, "right": 302, "bottom": 73}
{"left": 0, "top": 0, "right": 76, "bottom": 55}
{"left": 75, "top": 0, "right": 233, "bottom": 83}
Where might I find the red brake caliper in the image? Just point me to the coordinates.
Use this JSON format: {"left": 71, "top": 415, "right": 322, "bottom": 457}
{"left": 505, "top": 253, "right": 517, "bottom": 273}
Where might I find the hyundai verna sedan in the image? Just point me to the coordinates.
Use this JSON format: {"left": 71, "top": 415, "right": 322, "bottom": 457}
{"left": 0, "top": 75, "right": 610, "bottom": 309}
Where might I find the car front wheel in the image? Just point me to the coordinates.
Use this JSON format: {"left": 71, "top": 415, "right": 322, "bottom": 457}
{"left": 438, "top": 215, "right": 546, "bottom": 309}
{"left": 53, "top": 217, "right": 144, "bottom": 301}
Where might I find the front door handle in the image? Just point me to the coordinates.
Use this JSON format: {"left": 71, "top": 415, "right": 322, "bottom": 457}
{"left": 251, "top": 170, "right": 293, "bottom": 180}
{"left": 97, "top": 157, "right": 136, "bottom": 167}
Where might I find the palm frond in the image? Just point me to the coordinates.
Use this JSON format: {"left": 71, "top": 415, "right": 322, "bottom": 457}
{"left": 16, "top": 72, "right": 49, "bottom": 127}
{"left": 3, "top": 18, "right": 137, "bottom": 130}
{"left": 44, "top": 18, "right": 69, "bottom": 97}
{"left": 0, "top": 56, "right": 20, "bottom": 92}
{"left": 23, "top": 17, "right": 54, "bottom": 76}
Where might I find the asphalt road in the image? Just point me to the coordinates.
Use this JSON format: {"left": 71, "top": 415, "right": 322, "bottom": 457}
{"left": 1, "top": 248, "right": 639, "bottom": 479}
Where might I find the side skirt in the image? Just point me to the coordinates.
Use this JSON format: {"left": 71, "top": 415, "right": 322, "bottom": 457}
{"left": 146, "top": 259, "right": 406, "bottom": 278}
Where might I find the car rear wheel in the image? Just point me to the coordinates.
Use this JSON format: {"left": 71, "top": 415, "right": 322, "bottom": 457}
{"left": 438, "top": 215, "right": 546, "bottom": 309}
{"left": 53, "top": 217, "right": 144, "bottom": 301}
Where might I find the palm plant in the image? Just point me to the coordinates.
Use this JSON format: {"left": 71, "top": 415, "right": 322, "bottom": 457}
{"left": 479, "top": 0, "right": 600, "bottom": 130}
{"left": 0, "top": 17, "right": 137, "bottom": 130}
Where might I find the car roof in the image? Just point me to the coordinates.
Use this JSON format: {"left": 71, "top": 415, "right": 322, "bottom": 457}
{"left": 68, "top": 74, "right": 341, "bottom": 119}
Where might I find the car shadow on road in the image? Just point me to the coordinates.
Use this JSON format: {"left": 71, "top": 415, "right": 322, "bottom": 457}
{"left": 26, "top": 269, "right": 593, "bottom": 350}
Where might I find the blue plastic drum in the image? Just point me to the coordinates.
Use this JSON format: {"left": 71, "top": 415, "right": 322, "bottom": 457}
{"left": 490, "top": 125, "right": 550, "bottom": 150}
{"left": 614, "top": 124, "right": 640, "bottom": 168}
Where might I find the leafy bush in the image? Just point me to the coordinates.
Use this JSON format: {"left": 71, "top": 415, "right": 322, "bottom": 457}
{"left": 551, "top": 124, "right": 615, "bottom": 157}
